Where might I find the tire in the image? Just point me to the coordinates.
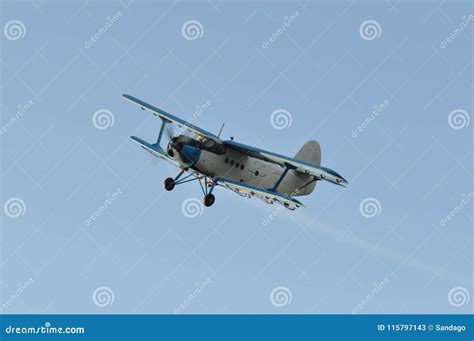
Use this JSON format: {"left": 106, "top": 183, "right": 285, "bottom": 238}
{"left": 164, "top": 177, "right": 175, "bottom": 191}
{"left": 204, "top": 194, "right": 215, "bottom": 207}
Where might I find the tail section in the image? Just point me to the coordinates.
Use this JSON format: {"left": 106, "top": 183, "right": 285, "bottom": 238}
{"left": 293, "top": 140, "right": 321, "bottom": 196}
{"left": 295, "top": 140, "right": 321, "bottom": 165}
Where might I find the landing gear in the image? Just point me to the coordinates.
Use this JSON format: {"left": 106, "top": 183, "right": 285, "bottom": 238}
{"left": 165, "top": 169, "right": 186, "bottom": 191}
{"left": 163, "top": 170, "right": 218, "bottom": 208}
{"left": 204, "top": 193, "right": 215, "bottom": 207}
{"left": 164, "top": 177, "right": 175, "bottom": 191}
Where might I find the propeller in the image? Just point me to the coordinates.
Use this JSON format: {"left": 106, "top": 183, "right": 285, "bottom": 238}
{"left": 163, "top": 124, "right": 201, "bottom": 166}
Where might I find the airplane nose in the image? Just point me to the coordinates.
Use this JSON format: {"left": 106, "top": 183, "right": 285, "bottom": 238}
{"left": 180, "top": 144, "right": 201, "bottom": 165}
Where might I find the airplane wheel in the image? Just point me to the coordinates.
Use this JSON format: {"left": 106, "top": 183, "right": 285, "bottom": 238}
{"left": 164, "top": 177, "right": 175, "bottom": 191}
{"left": 204, "top": 194, "right": 215, "bottom": 207}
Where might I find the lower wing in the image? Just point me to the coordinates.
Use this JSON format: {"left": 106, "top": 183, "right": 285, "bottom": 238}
{"left": 215, "top": 177, "right": 304, "bottom": 210}
{"left": 130, "top": 136, "right": 179, "bottom": 167}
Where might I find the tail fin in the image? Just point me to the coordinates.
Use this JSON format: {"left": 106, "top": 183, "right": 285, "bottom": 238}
{"left": 295, "top": 140, "right": 321, "bottom": 165}
{"left": 293, "top": 140, "right": 321, "bottom": 196}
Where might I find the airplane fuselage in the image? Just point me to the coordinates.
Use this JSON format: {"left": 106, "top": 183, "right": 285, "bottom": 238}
{"left": 191, "top": 149, "right": 315, "bottom": 196}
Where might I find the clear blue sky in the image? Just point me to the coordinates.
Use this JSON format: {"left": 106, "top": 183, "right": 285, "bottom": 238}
{"left": 1, "top": 0, "right": 472, "bottom": 314}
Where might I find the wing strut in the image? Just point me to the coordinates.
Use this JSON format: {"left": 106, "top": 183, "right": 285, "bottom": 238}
{"left": 156, "top": 118, "right": 170, "bottom": 145}
{"left": 270, "top": 162, "right": 296, "bottom": 192}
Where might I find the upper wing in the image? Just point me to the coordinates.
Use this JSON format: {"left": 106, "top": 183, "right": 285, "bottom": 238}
{"left": 122, "top": 94, "right": 221, "bottom": 141}
{"left": 224, "top": 140, "right": 348, "bottom": 187}
{"left": 215, "top": 177, "right": 304, "bottom": 210}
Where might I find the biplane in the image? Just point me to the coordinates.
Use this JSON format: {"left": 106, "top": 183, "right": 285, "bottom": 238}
{"left": 123, "top": 94, "right": 347, "bottom": 210}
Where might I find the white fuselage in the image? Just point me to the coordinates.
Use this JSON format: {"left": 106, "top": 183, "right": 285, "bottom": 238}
{"left": 192, "top": 149, "right": 315, "bottom": 196}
